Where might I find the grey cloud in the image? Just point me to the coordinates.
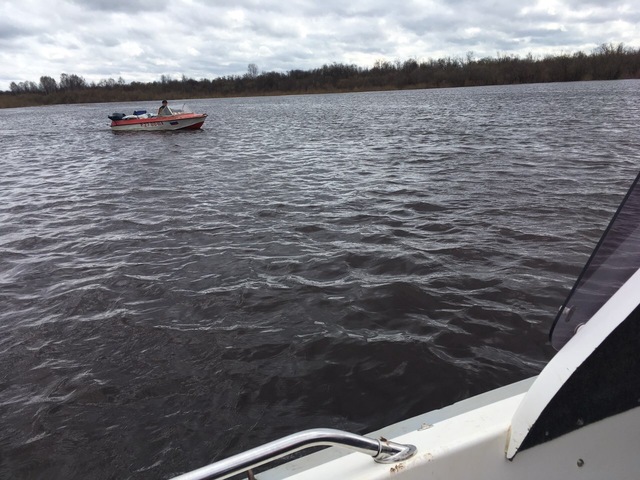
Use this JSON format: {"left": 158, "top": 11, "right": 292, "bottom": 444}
{"left": 72, "top": 0, "right": 170, "bottom": 14}
{"left": 0, "top": 21, "right": 32, "bottom": 41}
{"left": 562, "top": 0, "right": 630, "bottom": 7}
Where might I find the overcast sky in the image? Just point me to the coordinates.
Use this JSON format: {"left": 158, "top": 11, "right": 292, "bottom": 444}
{"left": 1, "top": 0, "right": 639, "bottom": 91}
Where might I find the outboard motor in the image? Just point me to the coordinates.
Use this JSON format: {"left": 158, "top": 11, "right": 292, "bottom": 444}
{"left": 108, "top": 113, "right": 126, "bottom": 121}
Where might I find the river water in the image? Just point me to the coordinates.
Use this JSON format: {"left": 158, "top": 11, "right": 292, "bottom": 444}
{"left": 1, "top": 80, "right": 639, "bottom": 479}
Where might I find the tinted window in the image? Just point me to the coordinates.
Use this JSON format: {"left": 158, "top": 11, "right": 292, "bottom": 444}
{"left": 550, "top": 172, "right": 640, "bottom": 350}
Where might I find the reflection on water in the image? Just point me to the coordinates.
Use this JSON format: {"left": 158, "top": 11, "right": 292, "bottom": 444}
{"left": 1, "top": 80, "right": 639, "bottom": 479}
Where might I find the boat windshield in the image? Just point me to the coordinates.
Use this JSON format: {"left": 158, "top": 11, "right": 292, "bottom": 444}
{"left": 549, "top": 171, "right": 640, "bottom": 350}
{"left": 170, "top": 104, "right": 192, "bottom": 114}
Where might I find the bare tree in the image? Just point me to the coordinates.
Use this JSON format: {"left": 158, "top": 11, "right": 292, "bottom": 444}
{"left": 247, "top": 63, "right": 259, "bottom": 78}
{"left": 39, "top": 75, "right": 58, "bottom": 94}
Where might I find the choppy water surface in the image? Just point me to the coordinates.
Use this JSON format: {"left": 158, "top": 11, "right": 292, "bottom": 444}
{"left": 1, "top": 81, "right": 639, "bottom": 479}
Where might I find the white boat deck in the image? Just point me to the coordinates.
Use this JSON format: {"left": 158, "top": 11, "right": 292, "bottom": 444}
{"left": 259, "top": 375, "right": 640, "bottom": 480}
{"left": 260, "top": 378, "right": 534, "bottom": 479}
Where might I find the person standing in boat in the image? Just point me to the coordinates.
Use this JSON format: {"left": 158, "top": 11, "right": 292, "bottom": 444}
{"left": 158, "top": 100, "right": 173, "bottom": 116}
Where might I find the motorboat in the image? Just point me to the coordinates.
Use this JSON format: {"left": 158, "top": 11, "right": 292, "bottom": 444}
{"left": 171, "top": 171, "right": 640, "bottom": 480}
{"left": 108, "top": 107, "right": 207, "bottom": 131}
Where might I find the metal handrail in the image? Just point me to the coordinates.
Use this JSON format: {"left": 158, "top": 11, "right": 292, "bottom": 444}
{"left": 171, "top": 428, "right": 417, "bottom": 480}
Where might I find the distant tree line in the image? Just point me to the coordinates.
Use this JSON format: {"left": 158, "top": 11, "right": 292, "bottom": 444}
{"left": 2, "top": 43, "right": 639, "bottom": 108}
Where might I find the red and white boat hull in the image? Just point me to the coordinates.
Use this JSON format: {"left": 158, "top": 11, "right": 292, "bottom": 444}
{"left": 110, "top": 113, "right": 207, "bottom": 131}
